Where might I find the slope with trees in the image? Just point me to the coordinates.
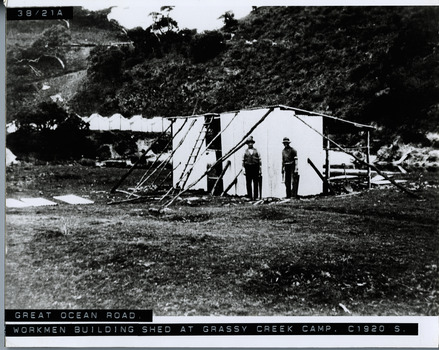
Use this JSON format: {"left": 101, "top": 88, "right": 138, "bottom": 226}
{"left": 6, "top": 7, "right": 128, "bottom": 120}
{"left": 70, "top": 6, "right": 439, "bottom": 146}
{"left": 7, "top": 6, "right": 439, "bottom": 159}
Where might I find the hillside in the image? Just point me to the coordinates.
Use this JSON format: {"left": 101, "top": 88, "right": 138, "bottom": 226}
{"left": 7, "top": 6, "right": 439, "bottom": 148}
{"left": 6, "top": 7, "right": 128, "bottom": 119}
{"left": 71, "top": 6, "right": 438, "bottom": 144}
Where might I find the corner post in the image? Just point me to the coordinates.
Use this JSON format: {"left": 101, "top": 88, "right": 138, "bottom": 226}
{"left": 324, "top": 127, "right": 330, "bottom": 195}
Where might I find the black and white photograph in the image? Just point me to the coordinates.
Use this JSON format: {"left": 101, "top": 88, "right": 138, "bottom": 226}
{"left": 3, "top": 0, "right": 439, "bottom": 347}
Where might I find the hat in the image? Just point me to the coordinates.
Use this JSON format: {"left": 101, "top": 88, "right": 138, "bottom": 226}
{"left": 282, "top": 137, "right": 290, "bottom": 143}
{"left": 246, "top": 136, "right": 255, "bottom": 144}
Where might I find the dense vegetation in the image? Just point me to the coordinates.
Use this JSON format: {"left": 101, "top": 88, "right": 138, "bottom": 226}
{"left": 6, "top": 6, "right": 439, "bottom": 154}
{"left": 72, "top": 7, "right": 439, "bottom": 143}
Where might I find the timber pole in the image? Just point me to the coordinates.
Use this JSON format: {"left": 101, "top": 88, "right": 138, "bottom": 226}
{"left": 155, "top": 162, "right": 181, "bottom": 190}
{"left": 294, "top": 115, "right": 421, "bottom": 198}
{"left": 136, "top": 118, "right": 189, "bottom": 187}
{"left": 110, "top": 121, "right": 173, "bottom": 194}
{"left": 221, "top": 169, "right": 243, "bottom": 196}
{"left": 163, "top": 107, "right": 274, "bottom": 207}
{"left": 308, "top": 158, "right": 336, "bottom": 194}
{"left": 139, "top": 119, "right": 197, "bottom": 188}
{"left": 210, "top": 160, "right": 231, "bottom": 196}
{"left": 324, "top": 126, "right": 330, "bottom": 195}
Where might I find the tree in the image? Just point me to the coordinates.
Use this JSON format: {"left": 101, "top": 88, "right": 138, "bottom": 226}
{"left": 219, "top": 11, "right": 238, "bottom": 31}
{"left": 8, "top": 102, "right": 92, "bottom": 160}
{"left": 127, "top": 27, "right": 161, "bottom": 58}
{"left": 190, "top": 31, "right": 226, "bottom": 63}
{"left": 149, "top": 6, "right": 178, "bottom": 35}
{"left": 15, "top": 101, "right": 69, "bottom": 131}
{"left": 88, "top": 46, "right": 126, "bottom": 81}
{"left": 24, "top": 24, "right": 71, "bottom": 61}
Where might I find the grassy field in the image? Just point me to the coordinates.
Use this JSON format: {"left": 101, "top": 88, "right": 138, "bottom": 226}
{"left": 5, "top": 163, "right": 439, "bottom": 316}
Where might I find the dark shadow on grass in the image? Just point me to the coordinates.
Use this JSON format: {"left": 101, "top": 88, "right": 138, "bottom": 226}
{"left": 163, "top": 212, "right": 211, "bottom": 222}
{"left": 242, "top": 252, "right": 427, "bottom": 307}
{"left": 256, "top": 206, "right": 294, "bottom": 221}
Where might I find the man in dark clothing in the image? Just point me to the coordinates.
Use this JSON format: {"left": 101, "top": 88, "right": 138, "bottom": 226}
{"left": 282, "top": 137, "right": 298, "bottom": 198}
{"left": 242, "top": 136, "right": 261, "bottom": 200}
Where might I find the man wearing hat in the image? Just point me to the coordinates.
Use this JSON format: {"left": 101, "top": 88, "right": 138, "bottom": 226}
{"left": 282, "top": 137, "right": 298, "bottom": 198}
{"left": 242, "top": 136, "right": 261, "bottom": 200}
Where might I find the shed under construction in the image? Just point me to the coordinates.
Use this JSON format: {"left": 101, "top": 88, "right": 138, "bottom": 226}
{"left": 109, "top": 104, "right": 390, "bottom": 205}
{"left": 171, "top": 106, "right": 325, "bottom": 198}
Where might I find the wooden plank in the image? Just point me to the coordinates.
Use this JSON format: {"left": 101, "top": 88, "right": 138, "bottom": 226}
{"left": 330, "top": 169, "right": 401, "bottom": 176}
{"left": 329, "top": 175, "right": 359, "bottom": 180}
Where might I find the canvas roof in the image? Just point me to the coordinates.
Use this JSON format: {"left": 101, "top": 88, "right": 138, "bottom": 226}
{"left": 167, "top": 104, "right": 375, "bottom": 131}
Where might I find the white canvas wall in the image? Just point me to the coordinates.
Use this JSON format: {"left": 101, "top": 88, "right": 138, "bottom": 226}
{"left": 141, "top": 118, "right": 150, "bottom": 132}
{"left": 120, "top": 116, "right": 131, "bottom": 130}
{"left": 109, "top": 113, "right": 130, "bottom": 130}
{"left": 162, "top": 118, "right": 172, "bottom": 132}
{"left": 108, "top": 114, "right": 120, "bottom": 130}
{"left": 149, "top": 117, "right": 162, "bottom": 132}
{"left": 220, "top": 109, "right": 267, "bottom": 197}
{"left": 221, "top": 108, "right": 324, "bottom": 197}
{"left": 100, "top": 116, "right": 110, "bottom": 131}
{"left": 147, "top": 117, "right": 171, "bottom": 132}
{"left": 87, "top": 113, "right": 100, "bottom": 130}
{"left": 172, "top": 117, "right": 211, "bottom": 191}
{"left": 88, "top": 113, "right": 110, "bottom": 131}
{"left": 85, "top": 114, "right": 171, "bottom": 132}
{"left": 130, "top": 115, "right": 143, "bottom": 131}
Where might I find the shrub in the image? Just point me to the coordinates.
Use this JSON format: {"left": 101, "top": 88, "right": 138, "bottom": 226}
{"left": 190, "top": 31, "right": 226, "bottom": 63}
{"left": 7, "top": 103, "right": 92, "bottom": 161}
